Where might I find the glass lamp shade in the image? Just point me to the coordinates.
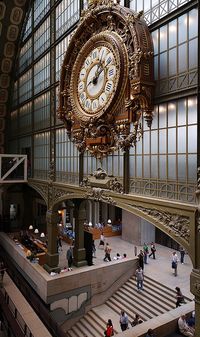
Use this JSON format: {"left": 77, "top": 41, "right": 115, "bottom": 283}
{"left": 88, "top": 222, "right": 93, "bottom": 227}
{"left": 29, "top": 225, "right": 33, "bottom": 230}
{"left": 40, "top": 232, "right": 45, "bottom": 238}
{"left": 107, "top": 219, "right": 112, "bottom": 224}
{"left": 34, "top": 228, "right": 39, "bottom": 234}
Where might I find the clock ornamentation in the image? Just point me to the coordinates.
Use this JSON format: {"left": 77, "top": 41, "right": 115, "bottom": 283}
{"left": 58, "top": 0, "right": 154, "bottom": 158}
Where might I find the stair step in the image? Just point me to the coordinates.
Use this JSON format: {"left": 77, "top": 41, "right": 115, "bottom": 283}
{"left": 119, "top": 284, "right": 170, "bottom": 314}
{"left": 123, "top": 281, "right": 175, "bottom": 311}
{"left": 67, "top": 329, "right": 78, "bottom": 337}
{"left": 79, "top": 316, "right": 103, "bottom": 337}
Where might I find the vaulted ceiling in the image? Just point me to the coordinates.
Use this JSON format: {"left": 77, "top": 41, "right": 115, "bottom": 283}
{"left": 0, "top": 0, "right": 30, "bottom": 153}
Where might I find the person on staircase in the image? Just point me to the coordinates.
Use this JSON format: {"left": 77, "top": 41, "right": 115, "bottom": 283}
{"left": 135, "top": 266, "right": 144, "bottom": 291}
{"left": 175, "top": 286, "right": 185, "bottom": 307}
{"left": 104, "top": 319, "right": 114, "bottom": 336}
{"left": 138, "top": 250, "right": 144, "bottom": 270}
{"left": 131, "top": 313, "right": 143, "bottom": 327}
{"left": 119, "top": 310, "right": 129, "bottom": 331}
{"left": 146, "top": 328, "right": 156, "bottom": 337}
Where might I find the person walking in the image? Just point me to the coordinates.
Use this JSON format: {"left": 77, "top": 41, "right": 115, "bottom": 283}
{"left": 138, "top": 250, "right": 144, "bottom": 270}
{"left": 66, "top": 246, "right": 73, "bottom": 271}
{"left": 119, "top": 310, "right": 129, "bottom": 331}
{"left": 103, "top": 243, "right": 112, "bottom": 262}
{"left": 131, "top": 313, "right": 143, "bottom": 327}
{"left": 104, "top": 319, "right": 114, "bottom": 336}
{"left": 172, "top": 251, "right": 178, "bottom": 276}
{"left": 175, "top": 286, "right": 185, "bottom": 307}
{"left": 180, "top": 246, "right": 185, "bottom": 264}
{"left": 149, "top": 242, "right": 156, "bottom": 259}
{"left": 135, "top": 266, "right": 144, "bottom": 291}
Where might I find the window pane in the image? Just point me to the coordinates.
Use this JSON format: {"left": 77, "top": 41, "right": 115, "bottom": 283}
{"left": 169, "top": 48, "right": 177, "bottom": 76}
{"left": 178, "top": 14, "right": 187, "bottom": 44}
{"left": 178, "top": 99, "right": 186, "bottom": 126}
{"left": 178, "top": 127, "right": 186, "bottom": 153}
{"left": 168, "top": 128, "right": 176, "bottom": 153}
{"left": 189, "top": 38, "right": 197, "bottom": 69}
{"left": 178, "top": 155, "right": 186, "bottom": 179}
{"left": 189, "top": 9, "right": 198, "bottom": 39}
{"left": 188, "top": 97, "right": 197, "bottom": 124}
{"left": 168, "top": 103, "right": 176, "bottom": 127}
{"left": 160, "top": 26, "right": 167, "bottom": 52}
{"left": 168, "top": 155, "right": 176, "bottom": 179}
{"left": 169, "top": 20, "right": 177, "bottom": 48}
{"left": 159, "top": 104, "right": 167, "bottom": 128}
{"left": 188, "top": 125, "right": 197, "bottom": 153}
{"left": 159, "top": 129, "right": 166, "bottom": 154}
{"left": 159, "top": 155, "right": 166, "bottom": 179}
{"left": 178, "top": 43, "right": 187, "bottom": 72}
{"left": 160, "top": 52, "right": 167, "bottom": 78}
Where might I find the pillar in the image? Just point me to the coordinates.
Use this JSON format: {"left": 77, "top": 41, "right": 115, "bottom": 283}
{"left": 43, "top": 209, "right": 60, "bottom": 273}
{"left": 73, "top": 203, "right": 87, "bottom": 267}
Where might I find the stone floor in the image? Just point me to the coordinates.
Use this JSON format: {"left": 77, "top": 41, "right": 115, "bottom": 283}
{"left": 58, "top": 236, "right": 193, "bottom": 299}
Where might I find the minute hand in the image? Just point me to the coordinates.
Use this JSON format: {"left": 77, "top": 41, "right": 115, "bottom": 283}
{"left": 96, "top": 60, "right": 111, "bottom": 79}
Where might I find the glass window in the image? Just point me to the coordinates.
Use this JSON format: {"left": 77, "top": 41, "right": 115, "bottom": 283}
{"left": 178, "top": 43, "right": 187, "bottom": 73}
{"left": 159, "top": 155, "right": 166, "bottom": 179}
{"left": 34, "top": 53, "right": 50, "bottom": 94}
{"left": 151, "top": 130, "right": 158, "bottom": 153}
{"left": 168, "top": 48, "right": 177, "bottom": 76}
{"left": 144, "top": 156, "right": 150, "bottom": 178}
{"left": 177, "top": 127, "right": 186, "bottom": 153}
{"left": 159, "top": 129, "right": 166, "bottom": 154}
{"left": 19, "top": 38, "right": 32, "bottom": 73}
{"left": 189, "top": 9, "right": 198, "bottom": 39}
{"left": 168, "top": 155, "right": 176, "bottom": 179}
{"left": 160, "top": 52, "right": 167, "bottom": 78}
{"left": 34, "top": 92, "right": 50, "bottom": 130}
{"left": 168, "top": 103, "right": 176, "bottom": 127}
{"left": 188, "top": 97, "right": 197, "bottom": 124}
{"left": 178, "top": 99, "right": 186, "bottom": 126}
{"left": 34, "top": 17, "right": 50, "bottom": 59}
{"left": 178, "top": 14, "right": 187, "bottom": 44}
{"left": 34, "top": 0, "right": 50, "bottom": 27}
{"left": 189, "top": 38, "right": 197, "bottom": 69}
{"left": 23, "top": 9, "right": 32, "bottom": 41}
{"left": 168, "top": 128, "right": 176, "bottom": 153}
{"left": 169, "top": 20, "right": 177, "bottom": 48}
{"left": 160, "top": 26, "right": 167, "bottom": 52}
{"left": 151, "top": 155, "right": 158, "bottom": 178}
{"left": 178, "top": 155, "right": 186, "bottom": 179}
{"left": 55, "top": 35, "right": 71, "bottom": 81}
{"left": 159, "top": 104, "right": 167, "bottom": 128}
{"left": 188, "top": 154, "right": 197, "bottom": 181}
{"left": 19, "top": 69, "right": 32, "bottom": 104}
{"left": 143, "top": 131, "right": 150, "bottom": 154}
{"left": 152, "top": 30, "right": 158, "bottom": 55}
{"left": 188, "top": 125, "right": 197, "bottom": 153}
{"left": 56, "top": 0, "right": 80, "bottom": 40}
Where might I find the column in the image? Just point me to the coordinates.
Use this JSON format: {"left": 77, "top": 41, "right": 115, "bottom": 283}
{"left": 190, "top": 269, "right": 200, "bottom": 336}
{"left": 43, "top": 209, "right": 60, "bottom": 273}
{"left": 73, "top": 203, "right": 87, "bottom": 267}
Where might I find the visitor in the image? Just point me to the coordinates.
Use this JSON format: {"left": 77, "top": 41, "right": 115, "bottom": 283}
{"left": 178, "top": 315, "right": 194, "bottom": 336}
{"left": 172, "top": 251, "right": 178, "bottom": 276}
{"left": 66, "top": 246, "right": 73, "bottom": 271}
{"left": 119, "top": 310, "right": 129, "bottom": 331}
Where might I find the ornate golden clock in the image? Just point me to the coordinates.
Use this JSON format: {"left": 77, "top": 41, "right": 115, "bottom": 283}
{"left": 70, "top": 31, "right": 128, "bottom": 123}
{"left": 58, "top": 0, "right": 155, "bottom": 158}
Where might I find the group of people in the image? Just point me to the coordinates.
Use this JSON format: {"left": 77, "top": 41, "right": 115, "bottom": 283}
{"left": 171, "top": 247, "right": 186, "bottom": 276}
{"left": 178, "top": 313, "right": 195, "bottom": 337}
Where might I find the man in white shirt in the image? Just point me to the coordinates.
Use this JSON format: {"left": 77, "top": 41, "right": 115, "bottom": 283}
{"left": 178, "top": 315, "right": 194, "bottom": 336}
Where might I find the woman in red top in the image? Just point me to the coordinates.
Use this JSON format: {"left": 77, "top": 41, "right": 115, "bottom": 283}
{"left": 104, "top": 319, "right": 114, "bottom": 336}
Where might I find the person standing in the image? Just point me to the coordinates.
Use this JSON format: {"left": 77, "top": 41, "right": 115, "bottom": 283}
{"left": 172, "top": 251, "right": 178, "bottom": 276}
{"left": 180, "top": 246, "right": 185, "bottom": 264}
{"left": 66, "top": 246, "right": 73, "bottom": 271}
{"left": 103, "top": 243, "right": 112, "bottom": 262}
{"left": 138, "top": 250, "right": 144, "bottom": 270}
{"left": 99, "top": 231, "right": 105, "bottom": 249}
{"left": 149, "top": 242, "right": 156, "bottom": 259}
{"left": 119, "top": 310, "right": 129, "bottom": 331}
{"left": 135, "top": 266, "right": 144, "bottom": 291}
{"left": 143, "top": 243, "right": 149, "bottom": 264}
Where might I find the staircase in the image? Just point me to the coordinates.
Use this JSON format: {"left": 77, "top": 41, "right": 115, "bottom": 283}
{"left": 67, "top": 275, "right": 191, "bottom": 337}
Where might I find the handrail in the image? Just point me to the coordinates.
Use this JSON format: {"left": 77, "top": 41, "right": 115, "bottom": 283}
{"left": 0, "top": 286, "right": 32, "bottom": 337}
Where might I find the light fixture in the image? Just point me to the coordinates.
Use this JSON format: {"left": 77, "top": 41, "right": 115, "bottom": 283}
{"left": 58, "top": 223, "right": 62, "bottom": 227}
{"left": 29, "top": 225, "right": 33, "bottom": 230}
{"left": 58, "top": 210, "right": 62, "bottom": 214}
{"left": 107, "top": 219, "right": 112, "bottom": 224}
{"left": 88, "top": 221, "right": 93, "bottom": 227}
{"left": 34, "top": 228, "right": 39, "bottom": 234}
{"left": 40, "top": 232, "right": 45, "bottom": 238}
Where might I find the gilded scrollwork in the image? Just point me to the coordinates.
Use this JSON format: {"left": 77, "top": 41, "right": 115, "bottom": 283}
{"left": 28, "top": 182, "right": 48, "bottom": 206}
{"left": 133, "top": 205, "right": 190, "bottom": 242}
{"left": 86, "top": 187, "right": 116, "bottom": 204}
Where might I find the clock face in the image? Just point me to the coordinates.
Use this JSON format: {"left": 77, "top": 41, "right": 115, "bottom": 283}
{"left": 77, "top": 46, "right": 117, "bottom": 113}
{"left": 69, "top": 32, "right": 126, "bottom": 122}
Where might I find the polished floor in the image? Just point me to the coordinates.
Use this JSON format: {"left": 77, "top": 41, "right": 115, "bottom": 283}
{"left": 58, "top": 236, "right": 193, "bottom": 299}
